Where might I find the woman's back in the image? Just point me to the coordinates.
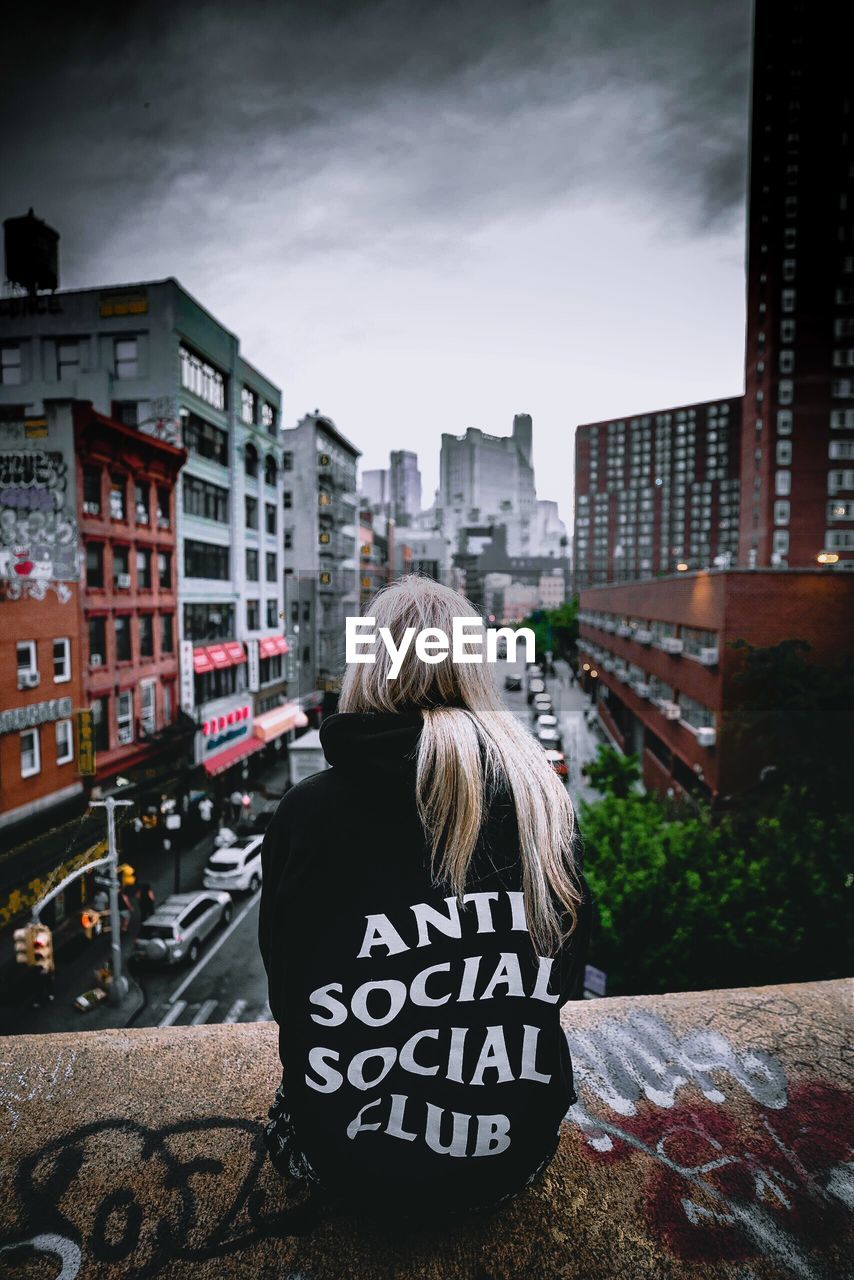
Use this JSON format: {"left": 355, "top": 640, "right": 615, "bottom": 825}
{"left": 259, "top": 708, "right": 588, "bottom": 1216}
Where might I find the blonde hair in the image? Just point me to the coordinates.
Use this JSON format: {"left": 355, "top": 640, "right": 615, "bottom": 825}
{"left": 338, "top": 575, "right": 582, "bottom": 956}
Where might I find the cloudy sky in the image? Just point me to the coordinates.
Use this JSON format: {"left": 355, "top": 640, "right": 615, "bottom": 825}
{"left": 2, "top": 0, "right": 752, "bottom": 517}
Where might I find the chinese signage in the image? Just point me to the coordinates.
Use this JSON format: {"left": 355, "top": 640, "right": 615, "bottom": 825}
{"left": 0, "top": 414, "right": 79, "bottom": 583}
{"left": 76, "top": 709, "right": 96, "bottom": 776}
{"left": 179, "top": 640, "right": 195, "bottom": 714}
{"left": 0, "top": 696, "right": 73, "bottom": 736}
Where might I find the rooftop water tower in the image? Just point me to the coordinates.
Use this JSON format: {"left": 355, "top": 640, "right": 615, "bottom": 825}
{"left": 3, "top": 208, "right": 59, "bottom": 294}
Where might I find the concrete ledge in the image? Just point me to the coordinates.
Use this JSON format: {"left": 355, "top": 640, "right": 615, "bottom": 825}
{"left": 0, "top": 979, "right": 851, "bottom": 1279}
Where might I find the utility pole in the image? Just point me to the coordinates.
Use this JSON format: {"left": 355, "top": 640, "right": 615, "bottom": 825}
{"left": 90, "top": 796, "right": 134, "bottom": 1005}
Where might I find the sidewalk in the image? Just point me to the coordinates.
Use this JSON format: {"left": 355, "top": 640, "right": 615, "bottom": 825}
{"left": 0, "top": 756, "right": 292, "bottom": 1038}
{"left": 548, "top": 660, "right": 605, "bottom": 809}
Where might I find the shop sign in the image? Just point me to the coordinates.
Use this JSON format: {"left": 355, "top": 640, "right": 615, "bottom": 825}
{"left": 76, "top": 709, "right": 96, "bottom": 776}
{"left": 247, "top": 639, "right": 260, "bottom": 693}
{"left": 195, "top": 699, "right": 252, "bottom": 764}
{"left": 179, "top": 640, "right": 195, "bottom": 714}
{"left": 0, "top": 696, "right": 73, "bottom": 736}
{"left": 0, "top": 416, "right": 79, "bottom": 582}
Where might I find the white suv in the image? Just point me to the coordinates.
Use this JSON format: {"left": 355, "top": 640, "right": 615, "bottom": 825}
{"left": 203, "top": 835, "right": 264, "bottom": 894}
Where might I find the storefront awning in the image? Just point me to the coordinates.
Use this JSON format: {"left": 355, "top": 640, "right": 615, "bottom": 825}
{"left": 194, "top": 642, "right": 247, "bottom": 673}
{"left": 203, "top": 736, "right": 265, "bottom": 777}
{"left": 253, "top": 703, "right": 309, "bottom": 743}
{"left": 259, "top": 635, "right": 289, "bottom": 659}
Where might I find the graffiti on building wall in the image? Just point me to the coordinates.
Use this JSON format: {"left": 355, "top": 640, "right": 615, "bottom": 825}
{"left": 0, "top": 423, "right": 79, "bottom": 582}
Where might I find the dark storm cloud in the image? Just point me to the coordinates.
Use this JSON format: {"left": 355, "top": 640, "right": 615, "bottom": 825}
{"left": 2, "top": 0, "right": 751, "bottom": 282}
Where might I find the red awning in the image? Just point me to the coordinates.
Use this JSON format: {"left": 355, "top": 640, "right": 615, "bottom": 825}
{"left": 193, "top": 647, "right": 214, "bottom": 674}
{"left": 195, "top": 642, "right": 247, "bottom": 673}
{"left": 203, "top": 736, "right": 265, "bottom": 777}
{"left": 259, "top": 635, "right": 289, "bottom": 659}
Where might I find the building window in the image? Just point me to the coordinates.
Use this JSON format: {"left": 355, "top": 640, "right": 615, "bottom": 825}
{"left": 184, "top": 538, "right": 230, "bottom": 580}
{"left": 194, "top": 664, "right": 246, "bottom": 704}
{"left": 92, "top": 696, "right": 109, "bottom": 751}
{"left": 245, "top": 442, "right": 258, "bottom": 478}
{"left": 284, "top": 528, "right": 293, "bottom": 550}
{"left": 779, "top": 350, "right": 794, "bottom": 374}
{"left": 262, "top": 402, "right": 276, "bottom": 433}
{"left": 246, "top": 548, "right": 259, "bottom": 581}
{"left": 1, "top": 343, "right": 23, "bottom": 385}
{"left": 774, "top": 499, "right": 790, "bottom": 525}
{"left": 55, "top": 718, "right": 73, "bottom": 765}
{"left": 57, "top": 339, "right": 80, "bottom": 381}
{"left": 117, "top": 691, "right": 134, "bottom": 744}
{"left": 319, "top": 530, "right": 330, "bottom": 545}
{"left": 283, "top": 490, "right": 292, "bottom": 509}
{"left": 16, "top": 640, "right": 37, "bottom": 686}
{"left": 245, "top": 495, "right": 258, "bottom": 529}
{"left": 260, "top": 655, "right": 283, "bottom": 685}
{"left": 183, "top": 602, "right": 235, "bottom": 641}
{"left": 163, "top": 683, "right": 173, "bottom": 726}
{"left": 20, "top": 728, "right": 40, "bottom": 778}
{"left": 139, "top": 613, "right": 154, "bottom": 658}
{"left": 86, "top": 542, "right": 104, "bottom": 588}
{"left": 775, "top": 470, "right": 791, "bottom": 496}
{"left": 156, "top": 486, "right": 171, "bottom": 528}
{"left": 136, "top": 548, "right": 152, "bottom": 589}
{"left": 773, "top": 529, "right": 790, "bottom": 557}
{"left": 113, "top": 544, "right": 130, "bottom": 586}
{"left": 183, "top": 474, "right": 230, "bottom": 523}
{"left": 265, "top": 551, "right": 277, "bottom": 581}
{"left": 833, "top": 350, "right": 854, "bottom": 368}
{"left": 158, "top": 551, "right": 171, "bottom": 589}
{"left": 265, "top": 503, "right": 276, "bottom": 535}
{"left": 115, "top": 615, "right": 132, "bottom": 662}
{"left": 246, "top": 599, "right": 260, "bottom": 630}
{"left": 180, "top": 345, "right": 226, "bottom": 410}
{"left": 134, "top": 480, "right": 150, "bottom": 525}
{"left": 140, "top": 680, "right": 156, "bottom": 735}
{"left": 283, "top": 451, "right": 293, "bottom": 471}
{"left": 182, "top": 411, "right": 229, "bottom": 467}
{"left": 83, "top": 466, "right": 102, "bottom": 515}
{"left": 264, "top": 454, "right": 277, "bottom": 487}
{"left": 780, "top": 319, "right": 795, "bottom": 342}
{"left": 114, "top": 337, "right": 138, "bottom": 379}
{"left": 778, "top": 380, "right": 794, "bottom": 405}
{"left": 777, "top": 410, "right": 793, "bottom": 435}
{"left": 53, "top": 637, "right": 71, "bottom": 683}
{"left": 776, "top": 440, "right": 793, "bottom": 465}
{"left": 241, "top": 387, "right": 257, "bottom": 425}
{"left": 266, "top": 599, "right": 278, "bottom": 627}
{"left": 832, "top": 379, "right": 854, "bottom": 399}
{"left": 109, "top": 473, "right": 127, "bottom": 521}
{"left": 829, "top": 499, "right": 854, "bottom": 521}
{"left": 88, "top": 616, "right": 106, "bottom": 665}
{"left": 679, "top": 695, "right": 715, "bottom": 731}
{"left": 161, "top": 612, "right": 174, "bottom": 653}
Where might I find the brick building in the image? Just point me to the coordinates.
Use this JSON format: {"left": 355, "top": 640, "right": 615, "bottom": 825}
{"left": 75, "top": 401, "right": 187, "bottom": 796}
{"left": 573, "top": 396, "right": 742, "bottom": 592}
{"left": 741, "top": 0, "right": 854, "bottom": 571}
{"left": 577, "top": 570, "right": 854, "bottom": 802}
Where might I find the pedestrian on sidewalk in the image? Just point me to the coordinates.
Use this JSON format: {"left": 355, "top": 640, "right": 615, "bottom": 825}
{"left": 136, "top": 881, "right": 155, "bottom": 922}
{"left": 199, "top": 794, "right": 214, "bottom": 825}
{"left": 259, "top": 575, "right": 592, "bottom": 1232}
{"left": 229, "top": 788, "right": 243, "bottom": 824}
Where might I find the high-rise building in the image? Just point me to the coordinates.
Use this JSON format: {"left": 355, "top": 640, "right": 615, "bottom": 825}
{"left": 389, "top": 450, "right": 421, "bottom": 526}
{"left": 573, "top": 397, "right": 742, "bottom": 591}
{"left": 0, "top": 278, "right": 291, "bottom": 781}
{"left": 282, "top": 412, "right": 360, "bottom": 694}
{"left": 437, "top": 414, "right": 536, "bottom": 558}
{"left": 741, "top": 0, "right": 854, "bottom": 571}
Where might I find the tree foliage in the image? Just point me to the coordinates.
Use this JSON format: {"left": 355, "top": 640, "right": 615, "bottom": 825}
{"left": 521, "top": 598, "right": 579, "bottom": 660}
{"left": 582, "top": 744, "right": 640, "bottom": 800}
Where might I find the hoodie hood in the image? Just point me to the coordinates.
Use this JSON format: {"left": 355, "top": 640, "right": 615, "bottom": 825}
{"left": 319, "top": 711, "right": 423, "bottom": 775}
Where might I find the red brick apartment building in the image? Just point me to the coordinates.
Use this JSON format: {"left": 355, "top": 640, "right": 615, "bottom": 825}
{"left": 75, "top": 402, "right": 186, "bottom": 790}
{"left": 577, "top": 570, "right": 854, "bottom": 802}
{"left": 572, "top": 0, "right": 854, "bottom": 799}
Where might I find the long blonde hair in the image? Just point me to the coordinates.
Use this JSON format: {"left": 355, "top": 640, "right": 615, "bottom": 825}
{"left": 338, "top": 575, "right": 582, "bottom": 956}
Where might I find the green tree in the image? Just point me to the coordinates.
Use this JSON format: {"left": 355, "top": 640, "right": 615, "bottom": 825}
{"left": 582, "top": 744, "right": 640, "bottom": 799}
{"left": 522, "top": 598, "right": 579, "bottom": 661}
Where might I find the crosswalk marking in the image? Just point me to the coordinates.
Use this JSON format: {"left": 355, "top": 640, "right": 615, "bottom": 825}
{"left": 158, "top": 1000, "right": 187, "bottom": 1027}
{"left": 223, "top": 998, "right": 247, "bottom": 1024}
{"left": 190, "top": 998, "right": 219, "bottom": 1025}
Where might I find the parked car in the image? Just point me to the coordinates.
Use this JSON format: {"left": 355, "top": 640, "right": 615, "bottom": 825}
{"left": 536, "top": 714, "right": 563, "bottom": 747}
{"left": 531, "top": 694, "right": 553, "bottom": 719}
{"left": 203, "top": 834, "right": 264, "bottom": 894}
{"left": 536, "top": 726, "right": 563, "bottom": 750}
{"left": 504, "top": 673, "right": 522, "bottom": 692}
{"left": 132, "top": 891, "right": 232, "bottom": 967}
{"left": 526, "top": 679, "right": 545, "bottom": 704}
{"left": 544, "top": 749, "right": 569, "bottom": 780}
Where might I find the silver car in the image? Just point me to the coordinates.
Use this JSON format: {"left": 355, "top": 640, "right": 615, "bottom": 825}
{"left": 203, "top": 835, "right": 264, "bottom": 894}
{"left": 132, "top": 891, "right": 233, "bottom": 967}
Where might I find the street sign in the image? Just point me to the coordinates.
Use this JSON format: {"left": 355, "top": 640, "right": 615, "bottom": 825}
{"left": 583, "top": 964, "right": 608, "bottom": 998}
{"left": 76, "top": 709, "right": 96, "bottom": 775}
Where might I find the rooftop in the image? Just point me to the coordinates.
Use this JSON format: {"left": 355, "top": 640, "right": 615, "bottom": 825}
{"left": 1, "top": 978, "right": 850, "bottom": 1278}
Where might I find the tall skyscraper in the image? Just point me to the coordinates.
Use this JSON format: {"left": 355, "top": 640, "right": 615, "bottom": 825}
{"left": 741, "top": 0, "right": 853, "bottom": 570}
{"left": 437, "top": 413, "right": 536, "bottom": 557}
{"left": 389, "top": 450, "right": 421, "bottom": 526}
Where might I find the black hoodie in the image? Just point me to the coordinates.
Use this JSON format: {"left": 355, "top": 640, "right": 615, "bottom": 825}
{"left": 259, "top": 711, "right": 590, "bottom": 1214}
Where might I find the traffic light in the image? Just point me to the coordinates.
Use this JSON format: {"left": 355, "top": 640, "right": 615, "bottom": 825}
{"left": 31, "top": 925, "right": 54, "bottom": 973}
{"left": 117, "top": 863, "right": 136, "bottom": 887}
{"left": 81, "top": 909, "right": 102, "bottom": 940}
{"left": 14, "top": 925, "right": 34, "bottom": 965}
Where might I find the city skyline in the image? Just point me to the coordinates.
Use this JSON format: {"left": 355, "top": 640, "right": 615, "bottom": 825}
{"left": 2, "top": 0, "right": 752, "bottom": 516}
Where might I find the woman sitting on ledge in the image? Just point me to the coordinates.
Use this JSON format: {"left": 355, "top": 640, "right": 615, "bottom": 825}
{"left": 258, "top": 575, "right": 590, "bottom": 1229}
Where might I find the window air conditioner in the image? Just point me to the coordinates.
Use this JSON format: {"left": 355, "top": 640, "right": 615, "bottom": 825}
{"left": 19, "top": 672, "right": 40, "bottom": 689}
{"left": 696, "top": 726, "right": 716, "bottom": 747}
{"left": 617, "top": 667, "right": 630, "bottom": 683}
{"left": 635, "top": 628, "right": 653, "bottom": 644}
{"left": 82, "top": 501, "right": 100, "bottom": 515}
{"left": 698, "top": 647, "right": 719, "bottom": 666}
{"left": 616, "top": 624, "right": 631, "bottom": 638}
{"left": 90, "top": 654, "right": 103, "bottom": 667}
{"left": 660, "top": 636, "right": 683, "bottom": 654}
{"left": 116, "top": 573, "right": 131, "bottom": 589}
{"left": 117, "top": 726, "right": 133, "bottom": 745}
{"left": 633, "top": 681, "right": 651, "bottom": 698}
{"left": 662, "top": 701, "right": 681, "bottom": 720}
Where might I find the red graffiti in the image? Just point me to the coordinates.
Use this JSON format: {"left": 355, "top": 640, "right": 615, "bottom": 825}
{"left": 583, "top": 1081, "right": 854, "bottom": 1263}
